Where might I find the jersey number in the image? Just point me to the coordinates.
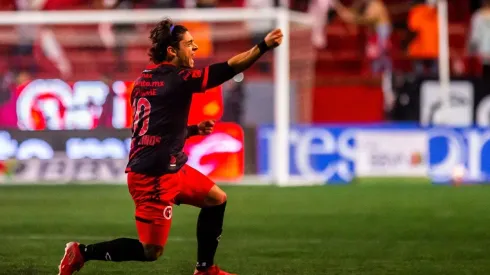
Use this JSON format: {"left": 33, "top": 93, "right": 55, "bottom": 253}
{"left": 132, "top": 98, "right": 151, "bottom": 136}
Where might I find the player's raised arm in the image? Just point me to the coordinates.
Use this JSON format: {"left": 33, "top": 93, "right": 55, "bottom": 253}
{"left": 181, "top": 28, "right": 283, "bottom": 92}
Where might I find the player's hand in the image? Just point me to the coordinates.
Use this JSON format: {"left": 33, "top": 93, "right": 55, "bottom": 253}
{"left": 197, "top": 120, "right": 215, "bottom": 135}
{"left": 264, "top": 29, "right": 283, "bottom": 49}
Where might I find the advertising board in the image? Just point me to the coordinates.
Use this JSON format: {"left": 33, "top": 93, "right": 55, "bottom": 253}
{"left": 395, "top": 76, "right": 490, "bottom": 127}
{"left": 2, "top": 157, "right": 127, "bottom": 184}
{"left": 257, "top": 125, "right": 358, "bottom": 183}
{"left": 258, "top": 124, "right": 490, "bottom": 184}
{"left": 0, "top": 123, "right": 244, "bottom": 183}
{"left": 355, "top": 131, "right": 428, "bottom": 177}
{"left": 0, "top": 78, "right": 222, "bottom": 130}
{"left": 428, "top": 127, "right": 490, "bottom": 183}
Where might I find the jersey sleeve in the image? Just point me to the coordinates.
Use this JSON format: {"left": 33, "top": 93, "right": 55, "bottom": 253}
{"left": 185, "top": 125, "right": 199, "bottom": 138}
{"left": 178, "top": 67, "right": 210, "bottom": 93}
{"left": 179, "top": 62, "right": 236, "bottom": 93}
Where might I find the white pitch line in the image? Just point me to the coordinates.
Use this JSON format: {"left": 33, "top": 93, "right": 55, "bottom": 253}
{"left": 0, "top": 234, "right": 324, "bottom": 244}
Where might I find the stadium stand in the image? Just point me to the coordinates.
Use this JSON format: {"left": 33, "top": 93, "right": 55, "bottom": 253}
{"left": 315, "top": 0, "right": 472, "bottom": 81}
{"left": 0, "top": 0, "right": 475, "bottom": 84}
{"left": 0, "top": 0, "right": 313, "bottom": 81}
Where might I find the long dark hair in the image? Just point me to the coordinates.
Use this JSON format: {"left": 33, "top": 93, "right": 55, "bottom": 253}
{"left": 148, "top": 18, "right": 188, "bottom": 64}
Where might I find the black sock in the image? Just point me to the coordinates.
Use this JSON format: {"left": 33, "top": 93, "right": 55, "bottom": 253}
{"left": 79, "top": 238, "right": 148, "bottom": 262}
{"left": 196, "top": 201, "right": 227, "bottom": 271}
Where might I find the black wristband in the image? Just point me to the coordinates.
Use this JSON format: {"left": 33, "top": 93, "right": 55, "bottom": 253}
{"left": 257, "top": 40, "right": 269, "bottom": 54}
{"left": 187, "top": 125, "right": 199, "bottom": 138}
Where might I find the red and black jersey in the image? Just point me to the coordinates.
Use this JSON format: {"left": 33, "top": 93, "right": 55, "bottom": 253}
{"left": 126, "top": 62, "right": 235, "bottom": 176}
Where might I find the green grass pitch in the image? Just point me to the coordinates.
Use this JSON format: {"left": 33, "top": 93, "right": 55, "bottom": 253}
{"left": 1, "top": 183, "right": 490, "bottom": 275}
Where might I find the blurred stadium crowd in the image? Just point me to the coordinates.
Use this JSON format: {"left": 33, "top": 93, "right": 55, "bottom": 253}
{"left": 0, "top": 0, "right": 487, "bottom": 78}
{"left": 0, "top": 0, "right": 307, "bottom": 80}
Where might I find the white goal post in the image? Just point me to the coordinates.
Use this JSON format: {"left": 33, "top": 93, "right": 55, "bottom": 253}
{"left": 436, "top": 0, "right": 451, "bottom": 125}
{"left": 0, "top": 7, "right": 313, "bottom": 186}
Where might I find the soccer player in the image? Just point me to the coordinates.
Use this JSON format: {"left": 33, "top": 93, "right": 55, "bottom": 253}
{"left": 57, "top": 18, "right": 283, "bottom": 275}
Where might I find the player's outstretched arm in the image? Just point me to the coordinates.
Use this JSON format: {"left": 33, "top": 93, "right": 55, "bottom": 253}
{"left": 227, "top": 29, "right": 283, "bottom": 73}
{"left": 180, "top": 29, "right": 282, "bottom": 93}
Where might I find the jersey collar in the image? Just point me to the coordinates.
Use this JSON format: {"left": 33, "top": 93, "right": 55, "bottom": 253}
{"left": 145, "top": 62, "right": 177, "bottom": 70}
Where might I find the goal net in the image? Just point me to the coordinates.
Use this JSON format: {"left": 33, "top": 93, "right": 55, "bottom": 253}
{"left": 0, "top": 7, "right": 315, "bottom": 185}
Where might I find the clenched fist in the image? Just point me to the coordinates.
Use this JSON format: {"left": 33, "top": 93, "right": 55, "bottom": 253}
{"left": 264, "top": 29, "right": 283, "bottom": 49}
{"left": 197, "top": 120, "right": 215, "bottom": 135}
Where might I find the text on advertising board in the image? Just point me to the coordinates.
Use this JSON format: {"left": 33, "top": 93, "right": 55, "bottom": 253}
{"left": 429, "top": 128, "right": 490, "bottom": 183}
{"left": 7, "top": 79, "right": 222, "bottom": 130}
{"left": 258, "top": 125, "right": 357, "bottom": 183}
{"left": 0, "top": 123, "right": 244, "bottom": 181}
{"left": 258, "top": 124, "right": 490, "bottom": 184}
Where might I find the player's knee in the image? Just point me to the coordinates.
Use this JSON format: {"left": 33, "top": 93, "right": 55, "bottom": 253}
{"left": 204, "top": 185, "right": 227, "bottom": 206}
{"left": 210, "top": 191, "right": 227, "bottom": 206}
{"left": 216, "top": 191, "right": 227, "bottom": 205}
{"left": 142, "top": 243, "right": 164, "bottom": 261}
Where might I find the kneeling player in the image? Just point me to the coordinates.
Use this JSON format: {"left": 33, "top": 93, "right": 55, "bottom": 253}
{"left": 58, "top": 18, "right": 282, "bottom": 275}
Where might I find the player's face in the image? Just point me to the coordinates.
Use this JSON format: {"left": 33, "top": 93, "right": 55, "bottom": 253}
{"left": 177, "top": 31, "right": 198, "bottom": 68}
